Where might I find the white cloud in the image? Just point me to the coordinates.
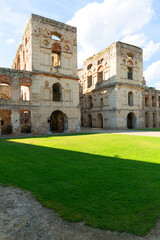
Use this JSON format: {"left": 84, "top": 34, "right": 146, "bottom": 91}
{"left": 143, "top": 41, "right": 160, "bottom": 61}
{"left": 68, "top": 0, "right": 154, "bottom": 67}
{"left": 121, "top": 33, "right": 147, "bottom": 47}
{"left": 6, "top": 38, "right": 15, "bottom": 45}
{"left": 144, "top": 60, "right": 160, "bottom": 84}
{"left": 121, "top": 34, "right": 160, "bottom": 61}
{"left": 0, "top": 0, "right": 28, "bottom": 34}
{"left": 155, "top": 82, "right": 160, "bottom": 90}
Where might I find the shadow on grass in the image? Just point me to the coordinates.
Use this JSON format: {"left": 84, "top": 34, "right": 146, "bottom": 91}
{"left": 0, "top": 138, "right": 160, "bottom": 236}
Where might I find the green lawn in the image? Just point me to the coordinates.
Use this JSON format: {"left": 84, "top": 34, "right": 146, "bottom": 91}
{"left": 0, "top": 133, "right": 160, "bottom": 236}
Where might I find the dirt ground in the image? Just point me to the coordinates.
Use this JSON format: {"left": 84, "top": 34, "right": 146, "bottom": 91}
{"left": 0, "top": 185, "right": 160, "bottom": 240}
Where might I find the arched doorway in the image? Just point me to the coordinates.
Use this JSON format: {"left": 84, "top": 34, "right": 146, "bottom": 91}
{"left": 52, "top": 83, "right": 61, "bottom": 101}
{"left": 88, "top": 96, "right": 93, "bottom": 109}
{"left": 87, "top": 114, "right": 92, "bottom": 127}
{"left": 20, "top": 110, "right": 31, "bottom": 133}
{"left": 127, "top": 112, "right": 136, "bottom": 129}
{"left": 50, "top": 110, "right": 67, "bottom": 132}
{"left": 97, "top": 113, "right": 103, "bottom": 128}
{"left": 128, "top": 91, "right": 134, "bottom": 106}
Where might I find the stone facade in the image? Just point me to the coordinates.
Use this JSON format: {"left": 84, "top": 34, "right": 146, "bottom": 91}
{"left": 79, "top": 41, "right": 160, "bottom": 129}
{"left": 0, "top": 14, "right": 80, "bottom": 135}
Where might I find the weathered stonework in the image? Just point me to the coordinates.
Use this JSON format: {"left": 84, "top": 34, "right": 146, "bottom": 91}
{"left": 1, "top": 15, "right": 160, "bottom": 135}
{"left": 0, "top": 14, "right": 80, "bottom": 136}
{"left": 79, "top": 41, "right": 160, "bottom": 129}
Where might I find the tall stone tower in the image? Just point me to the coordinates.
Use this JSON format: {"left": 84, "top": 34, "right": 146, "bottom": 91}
{"left": 79, "top": 41, "right": 144, "bottom": 129}
{"left": 0, "top": 14, "right": 80, "bottom": 136}
{"left": 12, "top": 14, "right": 77, "bottom": 76}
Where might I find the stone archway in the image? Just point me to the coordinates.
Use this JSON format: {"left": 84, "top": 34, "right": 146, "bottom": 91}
{"left": 87, "top": 114, "right": 92, "bottom": 127}
{"left": 127, "top": 112, "right": 136, "bottom": 129}
{"left": 97, "top": 113, "right": 103, "bottom": 128}
{"left": 50, "top": 110, "right": 68, "bottom": 132}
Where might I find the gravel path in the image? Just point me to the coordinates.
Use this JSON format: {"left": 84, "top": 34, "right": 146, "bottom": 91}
{"left": 80, "top": 128, "right": 160, "bottom": 138}
{"left": 0, "top": 185, "right": 160, "bottom": 240}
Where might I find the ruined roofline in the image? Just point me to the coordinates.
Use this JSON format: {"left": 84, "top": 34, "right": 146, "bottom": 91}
{"left": 11, "top": 44, "right": 22, "bottom": 69}
{"left": 0, "top": 67, "right": 79, "bottom": 81}
{"left": 143, "top": 85, "right": 160, "bottom": 92}
{"left": 11, "top": 16, "right": 32, "bottom": 69}
{"left": 31, "top": 14, "right": 77, "bottom": 33}
{"left": 116, "top": 41, "right": 142, "bottom": 50}
{"left": 0, "top": 67, "right": 33, "bottom": 77}
{"left": 86, "top": 41, "right": 142, "bottom": 62}
{"left": 86, "top": 42, "right": 116, "bottom": 61}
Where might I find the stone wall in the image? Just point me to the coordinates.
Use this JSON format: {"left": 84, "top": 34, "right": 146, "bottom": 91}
{"left": 79, "top": 41, "right": 160, "bottom": 129}
{"left": 0, "top": 67, "right": 80, "bottom": 135}
{"left": 0, "top": 14, "right": 80, "bottom": 136}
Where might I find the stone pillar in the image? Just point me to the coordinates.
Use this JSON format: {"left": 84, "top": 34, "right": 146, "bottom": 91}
{"left": 149, "top": 92, "right": 152, "bottom": 107}
{"left": 11, "top": 110, "right": 21, "bottom": 135}
{"left": 47, "top": 117, "right": 52, "bottom": 134}
{"left": 11, "top": 77, "right": 20, "bottom": 101}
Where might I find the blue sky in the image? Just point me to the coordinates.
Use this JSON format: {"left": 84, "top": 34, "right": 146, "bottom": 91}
{"left": 0, "top": 0, "right": 160, "bottom": 89}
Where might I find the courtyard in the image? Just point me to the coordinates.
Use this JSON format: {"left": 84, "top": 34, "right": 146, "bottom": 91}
{"left": 0, "top": 132, "right": 160, "bottom": 238}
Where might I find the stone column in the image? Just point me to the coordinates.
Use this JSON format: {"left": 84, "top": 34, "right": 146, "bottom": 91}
{"left": 47, "top": 117, "right": 52, "bottom": 134}
{"left": 11, "top": 109, "right": 21, "bottom": 135}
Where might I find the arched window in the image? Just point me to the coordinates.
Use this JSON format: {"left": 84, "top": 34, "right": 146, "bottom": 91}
{"left": 21, "top": 86, "right": 30, "bottom": 101}
{"left": 152, "top": 96, "right": 156, "bottom": 107}
{"left": 128, "top": 91, "right": 133, "bottom": 106}
{"left": 52, "top": 83, "right": 61, "bottom": 101}
{"left": 145, "top": 112, "right": 149, "bottom": 128}
{"left": 97, "top": 66, "right": 104, "bottom": 84}
{"left": 100, "top": 98, "right": 103, "bottom": 107}
{"left": 98, "top": 113, "right": 103, "bottom": 128}
{"left": 0, "top": 83, "right": 10, "bottom": 100}
{"left": 88, "top": 96, "right": 93, "bottom": 109}
{"left": 52, "top": 42, "right": 61, "bottom": 67}
{"left": 87, "top": 114, "right": 92, "bottom": 127}
{"left": 51, "top": 32, "right": 61, "bottom": 41}
{"left": 145, "top": 97, "right": 149, "bottom": 107}
{"left": 87, "top": 64, "right": 92, "bottom": 70}
{"left": 153, "top": 113, "right": 156, "bottom": 128}
{"left": 97, "top": 72, "right": 103, "bottom": 84}
{"left": 127, "top": 67, "right": 133, "bottom": 80}
{"left": 127, "top": 52, "right": 134, "bottom": 59}
{"left": 87, "top": 76, "right": 92, "bottom": 88}
{"left": 98, "top": 58, "right": 103, "bottom": 65}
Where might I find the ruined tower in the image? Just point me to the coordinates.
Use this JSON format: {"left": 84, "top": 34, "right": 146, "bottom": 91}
{"left": 0, "top": 14, "right": 80, "bottom": 135}
{"left": 79, "top": 41, "right": 160, "bottom": 129}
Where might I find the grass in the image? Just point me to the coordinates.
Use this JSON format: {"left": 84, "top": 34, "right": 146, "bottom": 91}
{"left": 0, "top": 133, "right": 160, "bottom": 236}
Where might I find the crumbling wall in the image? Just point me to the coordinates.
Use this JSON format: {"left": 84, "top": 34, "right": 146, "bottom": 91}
{"left": 143, "top": 87, "right": 160, "bottom": 128}
{"left": 1, "top": 14, "right": 81, "bottom": 136}
{"left": 79, "top": 41, "right": 160, "bottom": 129}
{"left": 31, "top": 14, "right": 77, "bottom": 77}
{"left": 0, "top": 109, "right": 12, "bottom": 135}
{"left": 12, "top": 18, "right": 32, "bottom": 71}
